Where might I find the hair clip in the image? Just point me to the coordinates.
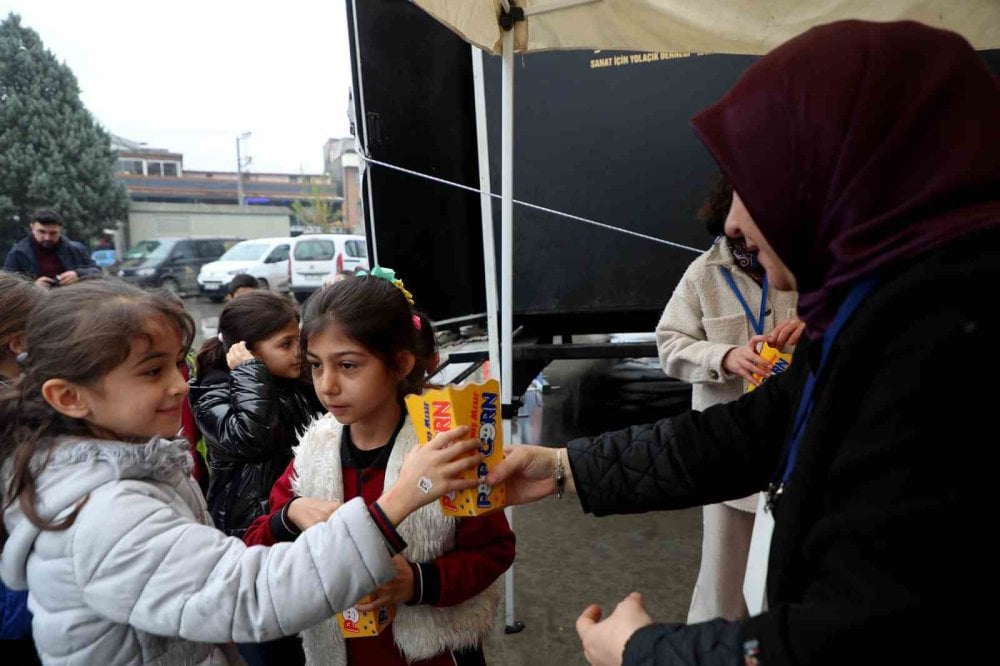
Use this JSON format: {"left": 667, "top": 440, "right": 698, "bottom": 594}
{"left": 217, "top": 333, "right": 225, "bottom": 343}
{"left": 412, "top": 315, "right": 422, "bottom": 330}
{"left": 359, "top": 266, "right": 415, "bottom": 305}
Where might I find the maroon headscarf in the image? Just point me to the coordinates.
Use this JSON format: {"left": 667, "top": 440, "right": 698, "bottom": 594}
{"left": 691, "top": 21, "right": 1000, "bottom": 335}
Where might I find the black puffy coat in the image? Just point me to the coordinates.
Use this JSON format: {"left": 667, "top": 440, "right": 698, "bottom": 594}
{"left": 567, "top": 229, "right": 997, "bottom": 666}
{"left": 189, "top": 360, "right": 324, "bottom": 537}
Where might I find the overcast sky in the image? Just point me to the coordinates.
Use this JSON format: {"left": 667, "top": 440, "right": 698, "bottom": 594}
{"left": 6, "top": 0, "right": 354, "bottom": 174}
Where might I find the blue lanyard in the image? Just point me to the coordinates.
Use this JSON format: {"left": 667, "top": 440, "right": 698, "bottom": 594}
{"left": 766, "top": 277, "right": 878, "bottom": 511}
{"left": 719, "top": 267, "right": 769, "bottom": 335}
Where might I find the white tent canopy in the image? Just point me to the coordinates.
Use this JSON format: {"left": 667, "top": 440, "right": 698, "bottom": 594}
{"left": 413, "top": 0, "right": 1000, "bottom": 55}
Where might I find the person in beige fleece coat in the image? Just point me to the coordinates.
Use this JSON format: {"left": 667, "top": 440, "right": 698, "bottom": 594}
{"left": 656, "top": 177, "right": 800, "bottom": 623}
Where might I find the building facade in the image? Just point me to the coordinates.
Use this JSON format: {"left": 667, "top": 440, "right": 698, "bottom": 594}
{"left": 111, "top": 135, "right": 344, "bottom": 247}
{"left": 323, "top": 136, "right": 362, "bottom": 233}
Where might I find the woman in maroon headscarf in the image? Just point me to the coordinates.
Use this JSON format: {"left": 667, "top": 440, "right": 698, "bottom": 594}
{"left": 488, "top": 20, "right": 1000, "bottom": 666}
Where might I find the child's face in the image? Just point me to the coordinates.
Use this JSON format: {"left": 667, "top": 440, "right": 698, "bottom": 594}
{"left": 252, "top": 319, "right": 302, "bottom": 380}
{"left": 79, "top": 319, "right": 190, "bottom": 441}
{"left": 306, "top": 324, "right": 402, "bottom": 427}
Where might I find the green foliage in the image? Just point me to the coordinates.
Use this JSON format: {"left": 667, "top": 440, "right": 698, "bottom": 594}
{"left": 290, "top": 177, "right": 344, "bottom": 233}
{"left": 0, "top": 13, "right": 128, "bottom": 253}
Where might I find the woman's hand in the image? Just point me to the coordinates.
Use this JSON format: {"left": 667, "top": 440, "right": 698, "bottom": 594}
{"left": 226, "top": 341, "right": 255, "bottom": 369}
{"left": 576, "top": 592, "right": 653, "bottom": 666}
{"left": 721, "top": 335, "right": 771, "bottom": 386}
{"left": 377, "top": 426, "right": 480, "bottom": 525}
{"left": 767, "top": 317, "right": 805, "bottom": 352}
{"left": 287, "top": 497, "right": 342, "bottom": 531}
{"left": 356, "top": 554, "right": 414, "bottom": 612}
{"left": 486, "top": 445, "right": 572, "bottom": 506}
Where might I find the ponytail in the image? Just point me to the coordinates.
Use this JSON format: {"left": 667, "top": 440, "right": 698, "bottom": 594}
{"left": 197, "top": 292, "right": 299, "bottom": 377}
{"left": 195, "top": 336, "right": 228, "bottom": 375}
{"left": 406, "top": 311, "right": 438, "bottom": 394}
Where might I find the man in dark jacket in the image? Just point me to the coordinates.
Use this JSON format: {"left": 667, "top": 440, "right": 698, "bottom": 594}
{"left": 2, "top": 209, "right": 100, "bottom": 288}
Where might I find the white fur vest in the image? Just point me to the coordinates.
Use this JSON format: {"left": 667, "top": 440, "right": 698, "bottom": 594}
{"left": 291, "top": 415, "right": 502, "bottom": 665}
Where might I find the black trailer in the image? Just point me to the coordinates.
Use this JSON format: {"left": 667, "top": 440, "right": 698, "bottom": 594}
{"left": 345, "top": 0, "right": 1000, "bottom": 398}
{"left": 345, "top": 0, "right": 759, "bottom": 398}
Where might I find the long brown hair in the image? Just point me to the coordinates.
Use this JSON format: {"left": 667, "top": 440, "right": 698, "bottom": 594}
{"left": 0, "top": 279, "right": 194, "bottom": 543}
{"left": 195, "top": 290, "right": 299, "bottom": 374}
{"left": 301, "top": 274, "right": 436, "bottom": 398}
{"left": 0, "top": 274, "right": 43, "bottom": 377}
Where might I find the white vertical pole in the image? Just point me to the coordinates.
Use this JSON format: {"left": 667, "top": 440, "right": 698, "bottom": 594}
{"left": 471, "top": 46, "right": 501, "bottom": 378}
{"left": 500, "top": 19, "right": 514, "bottom": 428}
{"left": 349, "top": 0, "right": 379, "bottom": 265}
{"left": 500, "top": 25, "right": 518, "bottom": 632}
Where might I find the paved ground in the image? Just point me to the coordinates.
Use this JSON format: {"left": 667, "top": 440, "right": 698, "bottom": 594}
{"left": 181, "top": 296, "right": 704, "bottom": 665}
{"left": 182, "top": 294, "right": 225, "bottom": 349}
{"left": 482, "top": 359, "right": 701, "bottom": 666}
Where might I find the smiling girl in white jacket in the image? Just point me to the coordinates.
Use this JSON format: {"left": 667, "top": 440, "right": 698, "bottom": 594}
{"left": 0, "top": 279, "right": 480, "bottom": 666}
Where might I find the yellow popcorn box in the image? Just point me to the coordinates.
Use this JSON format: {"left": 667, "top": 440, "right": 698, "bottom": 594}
{"left": 745, "top": 342, "right": 793, "bottom": 393}
{"left": 404, "top": 379, "right": 506, "bottom": 517}
{"left": 336, "top": 595, "right": 395, "bottom": 638}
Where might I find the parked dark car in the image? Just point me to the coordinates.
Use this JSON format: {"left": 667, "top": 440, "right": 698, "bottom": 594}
{"left": 117, "top": 237, "right": 242, "bottom": 295}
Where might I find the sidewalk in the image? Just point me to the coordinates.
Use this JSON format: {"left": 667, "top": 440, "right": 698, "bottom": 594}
{"left": 478, "top": 358, "right": 702, "bottom": 665}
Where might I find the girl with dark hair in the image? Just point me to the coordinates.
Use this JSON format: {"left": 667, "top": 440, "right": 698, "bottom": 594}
{"left": 0, "top": 279, "right": 484, "bottom": 666}
{"left": 655, "top": 175, "right": 801, "bottom": 623}
{"left": 190, "top": 291, "right": 322, "bottom": 539}
{"left": 191, "top": 290, "right": 323, "bottom": 665}
{"left": 243, "top": 270, "right": 515, "bottom": 666}
{"left": 0, "top": 274, "right": 42, "bottom": 386}
{"left": 0, "top": 273, "right": 42, "bottom": 665}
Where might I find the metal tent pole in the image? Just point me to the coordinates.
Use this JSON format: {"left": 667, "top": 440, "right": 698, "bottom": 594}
{"left": 471, "top": 46, "right": 501, "bottom": 378}
{"left": 499, "top": 22, "right": 524, "bottom": 635}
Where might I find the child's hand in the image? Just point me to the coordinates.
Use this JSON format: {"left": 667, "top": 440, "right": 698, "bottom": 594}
{"left": 356, "top": 554, "right": 414, "bottom": 611}
{"left": 226, "top": 341, "right": 255, "bottom": 369}
{"left": 287, "top": 497, "right": 342, "bottom": 530}
{"left": 767, "top": 317, "right": 805, "bottom": 352}
{"left": 376, "top": 426, "right": 480, "bottom": 525}
{"left": 722, "top": 335, "right": 772, "bottom": 386}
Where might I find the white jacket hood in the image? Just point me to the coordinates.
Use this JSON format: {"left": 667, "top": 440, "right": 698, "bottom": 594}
{"left": 1, "top": 435, "right": 193, "bottom": 589}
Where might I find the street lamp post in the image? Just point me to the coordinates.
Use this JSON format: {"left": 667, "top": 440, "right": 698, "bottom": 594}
{"left": 236, "top": 131, "right": 252, "bottom": 206}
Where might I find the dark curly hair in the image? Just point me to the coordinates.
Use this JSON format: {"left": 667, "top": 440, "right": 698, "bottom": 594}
{"left": 697, "top": 174, "right": 734, "bottom": 237}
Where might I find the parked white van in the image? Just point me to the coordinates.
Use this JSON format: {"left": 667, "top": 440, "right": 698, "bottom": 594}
{"left": 197, "top": 237, "right": 292, "bottom": 302}
{"left": 288, "top": 234, "right": 369, "bottom": 302}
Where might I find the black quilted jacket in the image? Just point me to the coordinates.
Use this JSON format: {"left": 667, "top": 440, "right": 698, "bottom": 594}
{"left": 567, "top": 229, "right": 997, "bottom": 666}
{"left": 189, "top": 360, "right": 323, "bottom": 537}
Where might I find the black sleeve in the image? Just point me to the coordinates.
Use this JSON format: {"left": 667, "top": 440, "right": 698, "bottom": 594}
{"left": 268, "top": 498, "right": 302, "bottom": 542}
{"left": 191, "top": 360, "right": 280, "bottom": 464}
{"left": 2, "top": 247, "right": 26, "bottom": 273}
{"left": 568, "top": 346, "right": 806, "bottom": 516}
{"left": 623, "top": 620, "right": 742, "bottom": 666}
{"left": 68, "top": 241, "right": 100, "bottom": 278}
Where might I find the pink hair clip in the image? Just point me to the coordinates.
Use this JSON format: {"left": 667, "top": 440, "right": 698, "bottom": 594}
{"left": 412, "top": 315, "right": 422, "bottom": 330}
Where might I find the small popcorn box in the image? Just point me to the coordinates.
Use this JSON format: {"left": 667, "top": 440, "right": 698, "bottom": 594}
{"left": 404, "top": 379, "right": 506, "bottom": 517}
{"left": 745, "top": 342, "right": 793, "bottom": 393}
{"left": 336, "top": 595, "right": 395, "bottom": 638}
